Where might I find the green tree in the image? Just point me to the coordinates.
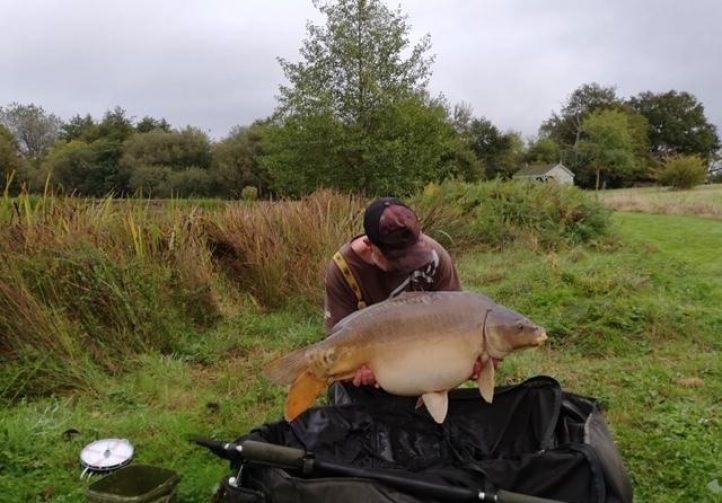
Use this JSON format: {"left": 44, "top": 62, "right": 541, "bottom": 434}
{"left": 465, "top": 118, "right": 502, "bottom": 163}
{"left": 540, "top": 83, "right": 621, "bottom": 152}
{"left": 540, "top": 84, "right": 653, "bottom": 187}
{"left": 120, "top": 127, "right": 213, "bottom": 196}
{"left": 98, "top": 107, "right": 135, "bottom": 143}
{"left": 578, "top": 110, "right": 638, "bottom": 190}
{"left": 628, "top": 90, "right": 720, "bottom": 161}
{"left": 0, "top": 102, "right": 63, "bottom": 158}
{"left": 136, "top": 116, "right": 171, "bottom": 133}
{"left": 51, "top": 108, "right": 136, "bottom": 194}
{"left": 276, "top": 0, "right": 432, "bottom": 121}
{"left": 60, "top": 114, "right": 99, "bottom": 142}
{"left": 265, "top": 95, "right": 479, "bottom": 195}
{"left": 0, "top": 124, "right": 26, "bottom": 190}
{"left": 263, "top": 0, "right": 477, "bottom": 195}
{"left": 525, "top": 137, "right": 561, "bottom": 164}
{"left": 655, "top": 154, "right": 707, "bottom": 189}
{"left": 120, "top": 127, "right": 212, "bottom": 172}
{"left": 41, "top": 139, "right": 123, "bottom": 196}
{"left": 460, "top": 117, "right": 524, "bottom": 178}
{"left": 128, "top": 165, "right": 174, "bottom": 197}
{"left": 492, "top": 131, "right": 525, "bottom": 179}
{"left": 212, "top": 123, "right": 269, "bottom": 198}
{"left": 43, "top": 140, "right": 99, "bottom": 195}
{"left": 450, "top": 102, "right": 474, "bottom": 135}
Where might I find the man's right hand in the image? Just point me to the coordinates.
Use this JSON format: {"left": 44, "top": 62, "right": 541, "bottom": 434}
{"left": 470, "top": 357, "right": 501, "bottom": 379}
{"left": 352, "top": 365, "right": 378, "bottom": 387}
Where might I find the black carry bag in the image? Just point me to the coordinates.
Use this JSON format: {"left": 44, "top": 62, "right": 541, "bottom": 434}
{"left": 202, "top": 376, "right": 633, "bottom": 503}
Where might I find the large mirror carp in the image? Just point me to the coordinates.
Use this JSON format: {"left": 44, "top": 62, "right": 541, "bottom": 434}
{"left": 265, "top": 291, "right": 547, "bottom": 423}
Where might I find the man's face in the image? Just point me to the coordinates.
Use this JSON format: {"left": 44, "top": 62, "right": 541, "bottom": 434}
{"left": 364, "top": 238, "right": 395, "bottom": 272}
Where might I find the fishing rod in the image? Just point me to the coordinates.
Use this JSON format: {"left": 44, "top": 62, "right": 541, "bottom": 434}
{"left": 194, "top": 438, "right": 565, "bottom": 503}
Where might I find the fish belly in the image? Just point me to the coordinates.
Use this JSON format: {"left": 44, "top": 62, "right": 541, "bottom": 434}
{"left": 369, "top": 339, "right": 479, "bottom": 396}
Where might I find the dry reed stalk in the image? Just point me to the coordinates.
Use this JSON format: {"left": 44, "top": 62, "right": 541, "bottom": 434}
{"left": 206, "top": 190, "right": 364, "bottom": 306}
{"left": 0, "top": 195, "right": 222, "bottom": 399}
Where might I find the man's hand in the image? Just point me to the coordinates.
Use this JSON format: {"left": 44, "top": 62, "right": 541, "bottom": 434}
{"left": 352, "top": 365, "right": 378, "bottom": 387}
{"left": 470, "top": 357, "right": 501, "bottom": 379}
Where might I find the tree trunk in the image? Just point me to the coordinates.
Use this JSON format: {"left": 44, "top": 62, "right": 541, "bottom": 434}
{"left": 595, "top": 167, "right": 601, "bottom": 191}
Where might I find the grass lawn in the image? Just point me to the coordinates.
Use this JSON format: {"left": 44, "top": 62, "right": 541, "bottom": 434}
{"left": 1, "top": 211, "right": 721, "bottom": 502}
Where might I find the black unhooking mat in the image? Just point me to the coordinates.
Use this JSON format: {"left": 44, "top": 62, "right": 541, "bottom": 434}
{"left": 207, "top": 376, "right": 633, "bottom": 503}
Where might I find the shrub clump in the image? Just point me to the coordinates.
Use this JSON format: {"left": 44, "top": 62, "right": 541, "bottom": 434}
{"left": 413, "top": 179, "right": 610, "bottom": 250}
{"left": 240, "top": 185, "right": 259, "bottom": 201}
{"left": 655, "top": 155, "right": 707, "bottom": 189}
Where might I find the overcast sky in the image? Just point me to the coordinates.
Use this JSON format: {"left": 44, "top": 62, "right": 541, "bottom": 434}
{"left": 2, "top": 0, "right": 720, "bottom": 141}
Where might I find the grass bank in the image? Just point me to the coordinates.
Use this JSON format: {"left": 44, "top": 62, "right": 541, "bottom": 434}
{"left": 1, "top": 182, "right": 605, "bottom": 400}
{"left": 1, "top": 211, "right": 720, "bottom": 501}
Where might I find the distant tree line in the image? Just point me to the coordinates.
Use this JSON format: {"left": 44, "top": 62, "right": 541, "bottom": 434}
{"left": 1, "top": 0, "right": 719, "bottom": 197}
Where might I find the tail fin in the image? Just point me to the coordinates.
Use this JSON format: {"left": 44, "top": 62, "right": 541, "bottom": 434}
{"left": 285, "top": 370, "right": 328, "bottom": 421}
{"left": 264, "top": 346, "right": 309, "bottom": 385}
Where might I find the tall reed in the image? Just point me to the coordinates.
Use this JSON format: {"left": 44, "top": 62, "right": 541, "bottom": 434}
{"left": 0, "top": 192, "right": 218, "bottom": 400}
{"left": 205, "top": 190, "right": 364, "bottom": 307}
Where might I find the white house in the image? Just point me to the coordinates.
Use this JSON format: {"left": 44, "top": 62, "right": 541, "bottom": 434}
{"left": 513, "top": 163, "right": 575, "bottom": 185}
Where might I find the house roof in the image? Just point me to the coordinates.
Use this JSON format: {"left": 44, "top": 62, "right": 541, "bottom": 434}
{"left": 514, "top": 163, "right": 574, "bottom": 178}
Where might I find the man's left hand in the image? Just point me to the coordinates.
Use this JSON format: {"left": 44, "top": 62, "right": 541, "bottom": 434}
{"left": 352, "top": 365, "right": 378, "bottom": 387}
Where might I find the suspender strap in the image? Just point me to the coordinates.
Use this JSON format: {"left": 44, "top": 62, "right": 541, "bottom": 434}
{"left": 332, "top": 251, "right": 367, "bottom": 310}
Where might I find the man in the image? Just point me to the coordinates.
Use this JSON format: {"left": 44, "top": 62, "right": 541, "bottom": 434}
{"left": 324, "top": 196, "right": 475, "bottom": 387}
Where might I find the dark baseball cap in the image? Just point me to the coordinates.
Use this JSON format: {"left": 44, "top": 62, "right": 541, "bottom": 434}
{"left": 363, "top": 197, "right": 434, "bottom": 272}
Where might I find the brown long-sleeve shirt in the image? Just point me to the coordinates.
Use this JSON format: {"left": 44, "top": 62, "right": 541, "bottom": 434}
{"left": 323, "top": 235, "right": 462, "bottom": 333}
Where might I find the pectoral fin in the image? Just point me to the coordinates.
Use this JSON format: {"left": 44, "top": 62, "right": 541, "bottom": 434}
{"left": 421, "top": 391, "right": 449, "bottom": 423}
{"left": 285, "top": 370, "right": 327, "bottom": 421}
{"left": 477, "top": 356, "right": 495, "bottom": 403}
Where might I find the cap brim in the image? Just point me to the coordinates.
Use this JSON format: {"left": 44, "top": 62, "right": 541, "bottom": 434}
{"left": 383, "top": 237, "right": 434, "bottom": 273}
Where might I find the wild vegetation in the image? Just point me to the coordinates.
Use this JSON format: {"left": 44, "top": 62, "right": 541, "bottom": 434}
{"left": 1, "top": 1, "right": 721, "bottom": 501}
{"left": 0, "top": 181, "right": 603, "bottom": 400}
{"left": 1, "top": 188, "right": 720, "bottom": 501}
{"left": 414, "top": 179, "right": 609, "bottom": 250}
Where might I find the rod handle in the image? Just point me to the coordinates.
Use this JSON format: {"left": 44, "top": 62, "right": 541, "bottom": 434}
{"left": 240, "top": 440, "right": 307, "bottom": 470}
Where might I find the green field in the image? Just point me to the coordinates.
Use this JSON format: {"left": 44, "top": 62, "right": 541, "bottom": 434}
{"left": 1, "top": 210, "right": 721, "bottom": 502}
{"left": 598, "top": 183, "right": 722, "bottom": 218}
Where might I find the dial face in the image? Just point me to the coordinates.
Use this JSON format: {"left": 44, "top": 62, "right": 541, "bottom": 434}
{"left": 80, "top": 438, "right": 134, "bottom": 470}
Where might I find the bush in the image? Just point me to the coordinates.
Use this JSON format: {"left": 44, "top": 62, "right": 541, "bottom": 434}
{"left": 655, "top": 155, "right": 707, "bottom": 189}
{"left": 412, "top": 179, "right": 610, "bottom": 250}
{"left": 241, "top": 185, "right": 258, "bottom": 201}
